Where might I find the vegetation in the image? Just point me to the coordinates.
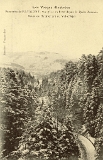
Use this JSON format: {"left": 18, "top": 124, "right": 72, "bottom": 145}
{"left": 0, "top": 48, "right": 103, "bottom": 159}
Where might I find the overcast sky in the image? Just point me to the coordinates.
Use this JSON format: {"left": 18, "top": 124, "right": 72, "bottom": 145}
{"left": 0, "top": 0, "right": 103, "bottom": 59}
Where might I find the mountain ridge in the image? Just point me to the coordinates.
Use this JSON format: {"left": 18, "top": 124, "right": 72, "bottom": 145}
{"left": 0, "top": 52, "right": 75, "bottom": 78}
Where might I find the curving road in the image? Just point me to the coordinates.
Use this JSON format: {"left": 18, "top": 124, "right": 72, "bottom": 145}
{"left": 78, "top": 135, "right": 96, "bottom": 160}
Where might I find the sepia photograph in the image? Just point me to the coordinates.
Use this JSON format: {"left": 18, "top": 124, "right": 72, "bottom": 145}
{"left": 0, "top": 0, "right": 103, "bottom": 159}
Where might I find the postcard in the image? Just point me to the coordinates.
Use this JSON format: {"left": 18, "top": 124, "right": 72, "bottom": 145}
{"left": 0, "top": 1, "right": 103, "bottom": 160}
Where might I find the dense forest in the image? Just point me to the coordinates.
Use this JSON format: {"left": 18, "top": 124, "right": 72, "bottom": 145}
{"left": 0, "top": 49, "right": 103, "bottom": 160}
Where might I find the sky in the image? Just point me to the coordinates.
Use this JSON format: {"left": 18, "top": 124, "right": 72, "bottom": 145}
{"left": 0, "top": 0, "right": 103, "bottom": 59}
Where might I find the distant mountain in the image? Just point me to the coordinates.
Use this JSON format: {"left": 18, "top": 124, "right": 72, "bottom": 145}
{"left": 0, "top": 54, "right": 24, "bottom": 70}
{"left": 0, "top": 52, "right": 70, "bottom": 77}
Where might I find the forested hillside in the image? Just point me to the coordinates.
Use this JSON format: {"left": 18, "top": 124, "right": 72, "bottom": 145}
{"left": 0, "top": 49, "right": 103, "bottom": 160}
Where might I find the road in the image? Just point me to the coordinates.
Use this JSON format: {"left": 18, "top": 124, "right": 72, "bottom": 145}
{"left": 78, "top": 135, "right": 96, "bottom": 160}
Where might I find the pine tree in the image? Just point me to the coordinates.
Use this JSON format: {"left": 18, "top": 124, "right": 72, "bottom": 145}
{"left": 59, "top": 119, "right": 79, "bottom": 160}
{"left": 20, "top": 102, "right": 59, "bottom": 160}
{"left": 83, "top": 78, "right": 100, "bottom": 137}
{"left": 0, "top": 68, "right": 38, "bottom": 159}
